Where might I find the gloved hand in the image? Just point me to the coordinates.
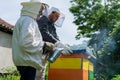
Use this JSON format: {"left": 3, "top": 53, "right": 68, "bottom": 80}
{"left": 55, "top": 41, "right": 72, "bottom": 55}
{"left": 43, "top": 42, "right": 55, "bottom": 54}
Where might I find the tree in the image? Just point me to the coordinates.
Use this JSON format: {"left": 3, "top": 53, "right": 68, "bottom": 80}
{"left": 69, "top": 0, "right": 120, "bottom": 79}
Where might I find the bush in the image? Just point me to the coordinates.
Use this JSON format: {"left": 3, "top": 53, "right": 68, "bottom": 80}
{"left": 0, "top": 75, "right": 19, "bottom": 80}
{"left": 111, "top": 75, "right": 120, "bottom": 80}
{"left": 1, "top": 67, "right": 19, "bottom": 75}
{"left": 0, "top": 67, "right": 20, "bottom": 80}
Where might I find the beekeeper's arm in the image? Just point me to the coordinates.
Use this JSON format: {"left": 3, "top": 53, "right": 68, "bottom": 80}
{"left": 55, "top": 41, "right": 73, "bottom": 55}
{"left": 19, "top": 19, "right": 44, "bottom": 54}
{"left": 37, "top": 17, "right": 59, "bottom": 43}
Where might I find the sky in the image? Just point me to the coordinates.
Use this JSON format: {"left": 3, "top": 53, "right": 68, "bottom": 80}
{"left": 0, "top": 0, "right": 88, "bottom": 45}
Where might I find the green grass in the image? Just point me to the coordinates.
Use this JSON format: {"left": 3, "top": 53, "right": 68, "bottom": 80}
{"left": 0, "top": 75, "right": 20, "bottom": 80}
{"left": 45, "top": 61, "right": 49, "bottom": 80}
{"left": 0, "top": 67, "right": 20, "bottom": 80}
{"left": 0, "top": 65, "right": 49, "bottom": 80}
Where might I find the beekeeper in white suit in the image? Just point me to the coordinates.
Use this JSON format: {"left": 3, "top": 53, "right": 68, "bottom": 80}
{"left": 12, "top": 0, "right": 55, "bottom": 80}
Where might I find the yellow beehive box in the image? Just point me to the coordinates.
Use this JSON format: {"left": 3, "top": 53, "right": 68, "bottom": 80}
{"left": 48, "top": 50, "right": 93, "bottom": 80}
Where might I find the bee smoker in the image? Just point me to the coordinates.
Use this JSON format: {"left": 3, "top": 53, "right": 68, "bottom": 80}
{"left": 48, "top": 48, "right": 63, "bottom": 63}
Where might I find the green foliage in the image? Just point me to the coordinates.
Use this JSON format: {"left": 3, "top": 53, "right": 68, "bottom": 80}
{"left": 0, "top": 67, "right": 20, "bottom": 80}
{"left": 0, "top": 75, "right": 19, "bottom": 80}
{"left": 69, "top": 0, "right": 120, "bottom": 38}
{"left": 1, "top": 67, "right": 19, "bottom": 76}
{"left": 69, "top": 0, "right": 120, "bottom": 80}
{"left": 111, "top": 75, "right": 120, "bottom": 80}
{"left": 45, "top": 62, "right": 49, "bottom": 80}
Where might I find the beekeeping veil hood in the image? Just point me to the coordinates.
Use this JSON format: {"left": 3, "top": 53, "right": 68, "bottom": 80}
{"left": 21, "top": 0, "right": 43, "bottom": 19}
{"left": 54, "top": 11, "right": 65, "bottom": 27}
{"left": 43, "top": 7, "right": 65, "bottom": 27}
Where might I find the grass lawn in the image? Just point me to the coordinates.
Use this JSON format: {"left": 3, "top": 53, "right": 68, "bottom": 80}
{"left": 0, "top": 63, "right": 49, "bottom": 80}
{"left": 0, "top": 75, "right": 20, "bottom": 80}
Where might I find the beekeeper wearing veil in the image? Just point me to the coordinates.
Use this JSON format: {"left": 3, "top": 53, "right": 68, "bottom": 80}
{"left": 37, "top": 7, "right": 72, "bottom": 55}
{"left": 12, "top": 0, "right": 55, "bottom": 80}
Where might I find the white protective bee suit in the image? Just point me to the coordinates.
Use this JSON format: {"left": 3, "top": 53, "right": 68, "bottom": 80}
{"left": 12, "top": 0, "right": 44, "bottom": 70}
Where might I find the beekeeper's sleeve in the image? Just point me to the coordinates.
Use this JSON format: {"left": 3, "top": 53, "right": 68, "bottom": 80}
{"left": 19, "top": 18, "right": 44, "bottom": 54}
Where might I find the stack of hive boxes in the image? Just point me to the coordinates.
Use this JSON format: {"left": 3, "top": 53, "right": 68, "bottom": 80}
{"left": 48, "top": 50, "right": 94, "bottom": 80}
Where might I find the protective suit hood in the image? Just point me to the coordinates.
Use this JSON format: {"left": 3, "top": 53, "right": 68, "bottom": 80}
{"left": 43, "top": 7, "right": 65, "bottom": 27}
{"left": 21, "top": 0, "right": 42, "bottom": 19}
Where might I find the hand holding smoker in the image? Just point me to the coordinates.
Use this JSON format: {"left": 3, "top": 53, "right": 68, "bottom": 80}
{"left": 48, "top": 42, "right": 72, "bottom": 63}
{"left": 44, "top": 41, "right": 72, "bottom": 63}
